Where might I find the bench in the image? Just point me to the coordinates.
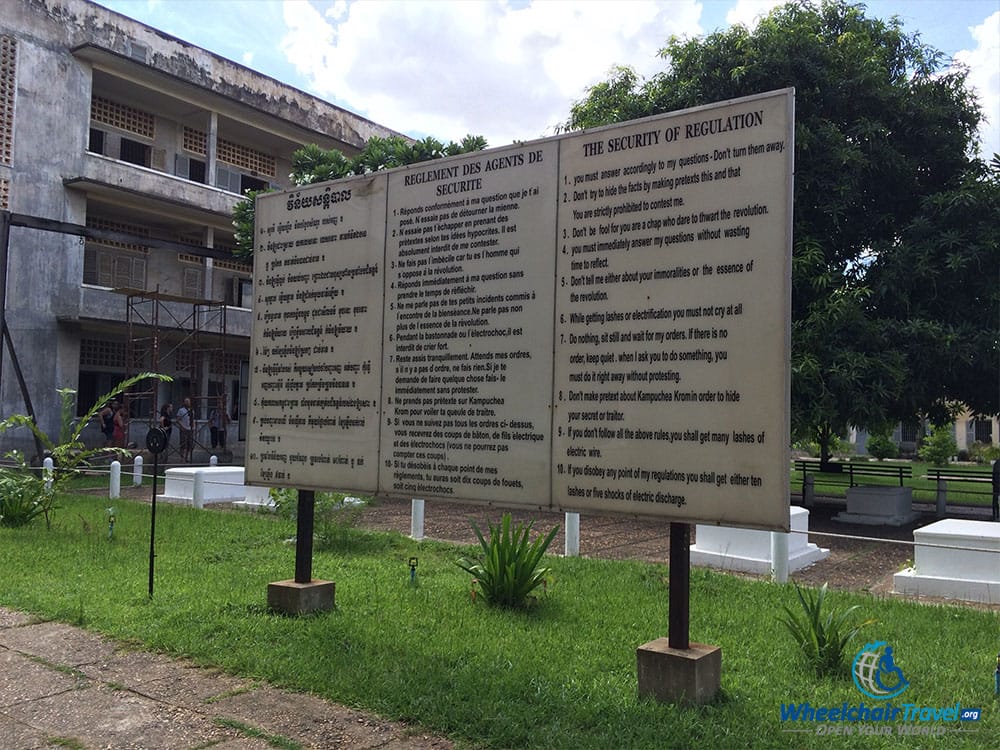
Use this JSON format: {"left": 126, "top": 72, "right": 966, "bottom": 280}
{"left": 925, "top": 466, "right": 992, "bottom": 483}
{"left": 794, "top": 461, "right": 917, "bottom": 525}
{"left": 794, "top": 460, "right": 911, "bottom": 494}
{"left": 924, "top": 466, "right": 996, "bottom": 518}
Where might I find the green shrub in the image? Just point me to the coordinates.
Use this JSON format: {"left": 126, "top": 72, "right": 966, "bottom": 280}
{"left": 777, "top": 583, "right": 874, "bottom": 676}
{"left": 917, "top": 423, "right": 958, "bottom": 467}
{"left": 456, "top": 513, "right": 558, "bottom": 608}
{"left": 865, "top": 429, "right": 898, "bottom": 460}
{"left": 969, "top": 441, "right": 1000, "bottom": 464}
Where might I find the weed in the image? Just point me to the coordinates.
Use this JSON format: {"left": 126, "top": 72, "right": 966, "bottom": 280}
{"left": 213, "top": 717, "right": 303, "bottom": 749}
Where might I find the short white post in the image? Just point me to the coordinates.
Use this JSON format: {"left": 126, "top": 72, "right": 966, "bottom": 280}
{"left": 109, "top": 460, "right": 121, "bottom": 499}
{"left": 42, "top": 457, "right": 54, "bottom": 491}
{"left": 132, "top": 455, "right": 143, "bottom": 486}
{"left": 193, "top": 470, "right": 205, "bottom": 509}
{"left": 210, "top": 454, "right": 218, "bottom": 466}
{"left": 564, "top": 512, "right": 580, "bottom": 557}
{"left": 770, "top": 530, "right": 789, "bottom": 583}
{"left": 410, "top": 498, "right": 425, "bottom": 540}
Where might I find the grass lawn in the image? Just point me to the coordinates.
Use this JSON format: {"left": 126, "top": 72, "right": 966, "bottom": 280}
{"left": 1, "top": 494, "right": 997, "bottom": 749}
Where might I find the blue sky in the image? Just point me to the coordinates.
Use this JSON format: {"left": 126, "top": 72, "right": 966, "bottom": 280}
{"left": 94, "top": 1, "right": 999, "bottom": 157}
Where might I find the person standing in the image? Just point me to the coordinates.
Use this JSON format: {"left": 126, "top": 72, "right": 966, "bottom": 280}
{"left": 159, "top": 403, "right": 173, "bottom": 446}
{"left": 208, "top": 398, "right": 230, "bottom": 452}
{"left": 176, "top": 397, "right": 194, "bottom": 462}
{"left": 99, "top": 401, "right": 117, "bottom": 447}
{"left": 112, "top": 403, "right": 127, "bottom": 448}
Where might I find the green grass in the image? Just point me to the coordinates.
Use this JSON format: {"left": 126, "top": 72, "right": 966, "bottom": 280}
{"left": 791, "top": 460, "right": 994, "bottom": 506}
{"left": 1, "top": 494, "right": 997, "bottom": 749}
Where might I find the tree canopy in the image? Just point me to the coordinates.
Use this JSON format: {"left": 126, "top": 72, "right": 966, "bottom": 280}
{"left": 565, "top": 0, "right": 997, "bottom": 458}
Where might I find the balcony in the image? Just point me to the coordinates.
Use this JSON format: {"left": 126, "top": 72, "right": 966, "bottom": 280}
{"left": 66, "top": 152, "right": 240, "bottom": 225}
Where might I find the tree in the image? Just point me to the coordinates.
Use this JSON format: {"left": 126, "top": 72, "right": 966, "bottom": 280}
{"left": 865, "top": 157, "right": 1000, "bottom": 422}
{"left": 233, "top": 134, "right": 488, "bottom": 259}
{"left": 564, "top": 0, "right": 991, "bottom": 462}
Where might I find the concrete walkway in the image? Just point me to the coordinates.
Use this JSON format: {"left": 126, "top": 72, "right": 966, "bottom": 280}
{"left": 0, "top": 608, "right": 453, "bottom": 750}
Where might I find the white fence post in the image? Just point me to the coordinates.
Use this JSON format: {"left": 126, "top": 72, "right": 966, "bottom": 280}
{"left": 109, "top": 460, "right": 121, "bottom": 499}
{"left": 210, "top": 454, "right": 218, "bottom": 466}
{"left": 42, "top": 457, "right": 54, "bottom": 490}
{"left": 770, "top": 531, "right": 789, "bottom": 583}
{"left": 411, "top": 498, "right": 425, "bottom": 540}
{"left": 132, "top": 455, "right": 143, "bottom": 486}
{"left": 193, "top": 470, "right": 205, "bottom": 509}
{"left": 564, "top": 512, "right": 580, "bottom": 557}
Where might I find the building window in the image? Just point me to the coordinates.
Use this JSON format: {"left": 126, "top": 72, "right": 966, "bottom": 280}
{"left": 183, "top": 266, "right": 203, "bottom": 299}
{"left": 88, "top": 127, "right": 105, "bottom": 155}
{"left": 175, "top": 154, "right": 206, "bottom": 183}
{"left": 0, "top": 177, "right": 8, "bottom": 210}
{"left": 974, "top": 419, "right": 993, "bottom": 444}
{"left": 76, "top": 370, "right": 121, "bottom": 417}
{"left": 119, "top": 137, "right": 151, "bottom": 167}
{"left": 83, "top": 246, "right": 147, "bottom": 289}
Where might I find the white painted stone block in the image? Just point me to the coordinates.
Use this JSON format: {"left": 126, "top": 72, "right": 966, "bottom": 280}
{"left": 160, "top": 466, "right": 272, "bottom": 507}
{"left": 834, "top": 486, "right": 919, "bottom": 526}
{"left": 691, "top": 507, "right": 828, "bottom": 574}
{"left": 893, "top": 519, "right": 1000, "bottom": 604}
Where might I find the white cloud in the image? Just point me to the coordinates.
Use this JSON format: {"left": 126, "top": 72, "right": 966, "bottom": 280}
{"left": 724, "top": 0, "right": 784, "bottom": 29}
{"left": 954, "top": 11, "right": 1000, "bottom": 158}
{"left": 279, "top": 0, "right": 703, "bottom": 147}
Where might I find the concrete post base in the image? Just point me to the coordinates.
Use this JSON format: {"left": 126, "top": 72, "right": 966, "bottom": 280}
{"left": 267, "top": 579, "right": 335, "bottom": 615}
{"left": 637, "top": 638, "right": 721, "bottom": 705}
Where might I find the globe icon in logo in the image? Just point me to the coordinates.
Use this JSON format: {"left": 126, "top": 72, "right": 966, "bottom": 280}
{"left": 852, "top": 641, "right": 909, "bottom": 700}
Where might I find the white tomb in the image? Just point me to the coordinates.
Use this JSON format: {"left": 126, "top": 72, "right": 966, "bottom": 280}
{"left": 691, "top": 506, "right": 829, "bottom": 574}
{"left": 833, "top": 486, "right": 920, "bottom": 526}
{"left": 893, "top": 519, "right": 1000, "bottom": 604}
{"left": 160, "top": 466, "right": 272, "bottom": 508}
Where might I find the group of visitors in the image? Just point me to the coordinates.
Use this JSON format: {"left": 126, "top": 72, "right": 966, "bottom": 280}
{"left": 98, "top": 400, "right": 127, "bottom": 448}
{"left": 100, "top": 395, "right": 231, "bottom": 463}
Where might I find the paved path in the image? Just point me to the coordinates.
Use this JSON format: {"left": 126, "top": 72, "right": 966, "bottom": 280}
{"left": 0, "top": 608, "right": 453, "bottom": 750}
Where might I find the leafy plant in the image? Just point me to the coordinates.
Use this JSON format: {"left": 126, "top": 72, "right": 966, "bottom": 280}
{"left": 0, "top": 467, "right": 45, "bottom": 527}
{"left": 777, "top": 583, "right": 874, "bottom": 676}
{"left": 917, "top": 423, "right": 958, "bottom": 467}
{"left": 968, "top": 441, "right": 1000, "bottom": 464}
{"left": 456, "top": 514, "right": 558, "bottom": 608}
{"left": 865, "top": 428, "right": 899, "bottom": 460}
{"left": 0, "top": 372, "right": 170, "bottom": 528}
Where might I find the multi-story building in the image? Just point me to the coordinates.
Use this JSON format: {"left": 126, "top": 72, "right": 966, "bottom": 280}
{"left": 0, "top": 0, "right": 402, "bottom": 460}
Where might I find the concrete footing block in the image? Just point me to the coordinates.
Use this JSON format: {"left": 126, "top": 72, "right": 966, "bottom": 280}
{"left": 637, "top": 638, "right": 721, "bottom": 705}
{"left": 267, "top": 580, "right": 335, "bottom": 615}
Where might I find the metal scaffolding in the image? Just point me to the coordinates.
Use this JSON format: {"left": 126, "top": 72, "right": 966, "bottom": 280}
{"left": 123, "top": 288, "right": 229, "bottom": 459}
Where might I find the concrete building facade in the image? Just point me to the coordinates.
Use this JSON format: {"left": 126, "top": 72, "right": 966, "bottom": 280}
{"left": 0, "top": 0, "right": 402, "bottom": 460}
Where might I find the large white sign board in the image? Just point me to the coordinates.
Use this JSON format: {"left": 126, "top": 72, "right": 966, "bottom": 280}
{"left": 248, "top": 90, "right": 793, "bottom": 531}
